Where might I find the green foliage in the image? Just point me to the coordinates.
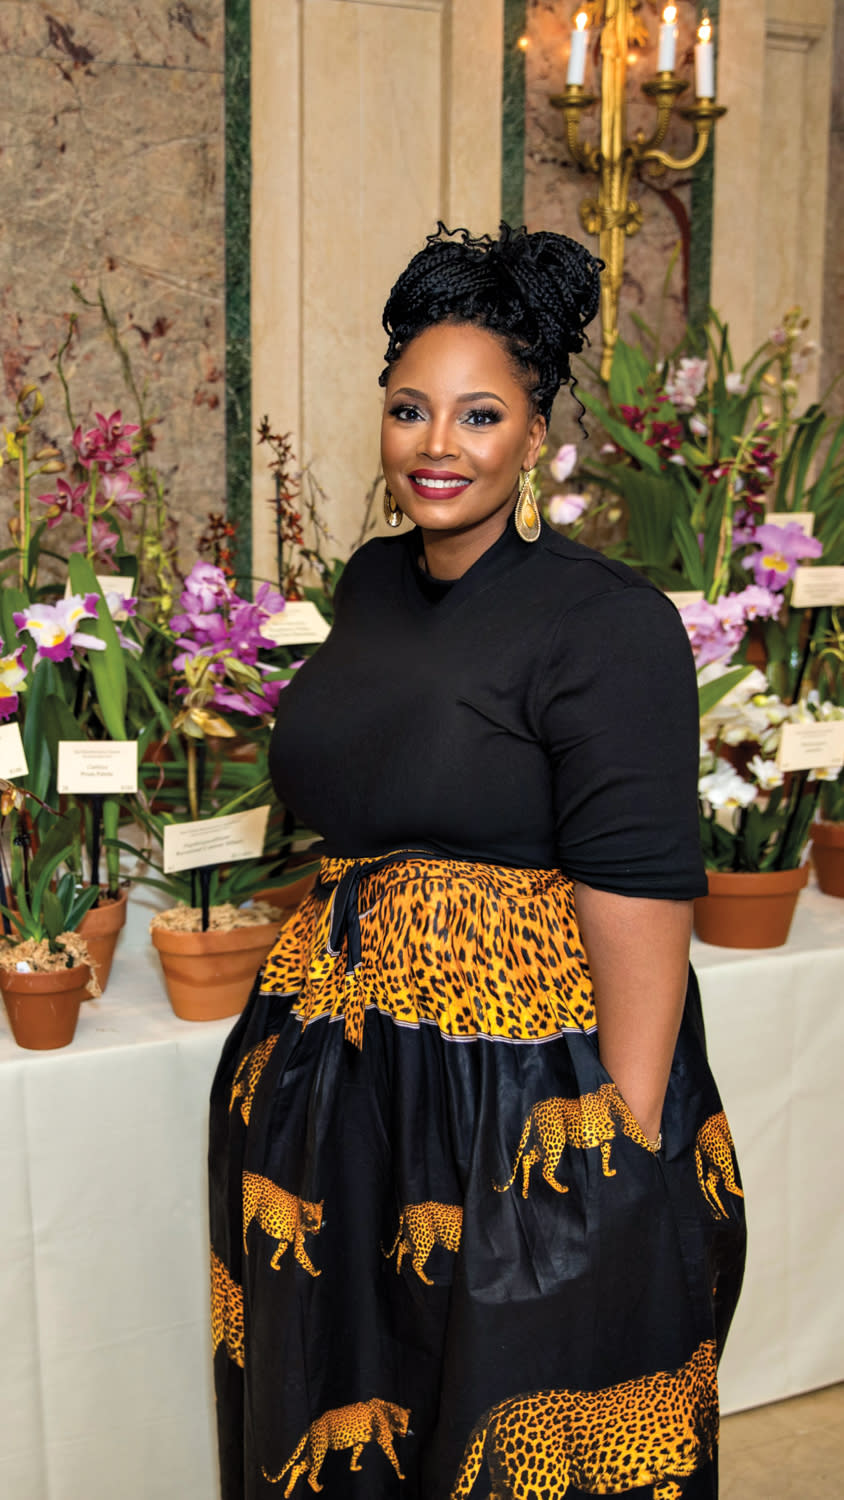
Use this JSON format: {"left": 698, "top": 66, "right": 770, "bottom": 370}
{"left": 1, "top": 815, "right": 101, "bottom": 951}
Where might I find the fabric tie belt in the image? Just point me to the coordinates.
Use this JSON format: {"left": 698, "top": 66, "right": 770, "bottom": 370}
{"left": 319, "top": 849, "right": 437, "bottom": 1048}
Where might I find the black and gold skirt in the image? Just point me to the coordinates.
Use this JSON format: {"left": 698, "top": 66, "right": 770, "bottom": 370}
{"left": 208, "top": 854, "right": 745, "bottom": 1499}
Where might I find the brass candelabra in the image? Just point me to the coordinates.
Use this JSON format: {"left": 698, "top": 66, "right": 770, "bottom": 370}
{"left": 551, "top": 1, "right": 726, "bottom": 380}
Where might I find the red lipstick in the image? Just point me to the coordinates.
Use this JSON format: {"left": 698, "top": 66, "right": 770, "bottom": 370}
{"left": 408, "top": 469, "right": 472, "bottom": 500}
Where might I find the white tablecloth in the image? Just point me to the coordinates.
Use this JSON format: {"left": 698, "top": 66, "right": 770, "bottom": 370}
{"left": 1, "top": 884, "right": 842, "bottom": 1499}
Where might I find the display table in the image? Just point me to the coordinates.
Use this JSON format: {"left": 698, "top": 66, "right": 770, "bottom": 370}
{"left": 1, "top": 884, "right": 842, "bottom": 1500}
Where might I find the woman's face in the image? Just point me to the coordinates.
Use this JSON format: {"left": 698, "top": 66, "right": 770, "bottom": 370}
{"left": 380, "top": 322, "right": 546, "bottom": 539}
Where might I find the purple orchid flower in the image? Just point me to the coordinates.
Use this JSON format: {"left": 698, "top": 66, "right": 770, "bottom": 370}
{"left": 679, "top": 598, "right": 745, "bottom": 669}
{"left": 0, "top": 646, "right": 27, "bottom": 720}
{"left": 38, "top": 477, "right": 89, "bottom": 529}
{"left": 68, "top": 518, "right": 120, "bottom": 571}
{"left": 100, "top": 470, "right": 144, "bottom": 519}
{"left": 14, "top": 593, "right": 103, "bottom": 663}
{"left": 72, "top": 410, "right": 140, "bottom": 472}
{"left": 742, "top": 522, "right": 823, "bottom": 591}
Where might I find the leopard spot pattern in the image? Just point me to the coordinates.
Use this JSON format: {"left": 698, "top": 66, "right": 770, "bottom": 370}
{"left": 262, "top": 1397, "right": 410, "bottom": 1494}
{"left": 382, "top": 1201, "right": 463, "bottom": 1285}
{"left": 449, "top": 1338, "right": 718, "bottom": 1499}
{"left": 210, "top": 1249, "right": 244, "bottom": 1369}
{"left": 695, "top": 1111, "right": 744, "bottom": 1219}
{"left": 242, "top": 1171, "right": 323, "bottom": 1277}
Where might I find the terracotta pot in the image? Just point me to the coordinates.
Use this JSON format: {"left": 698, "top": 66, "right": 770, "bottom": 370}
{"left": 693, "top": 864, "right": 809, "bottom": 949}
{"left": 150, "top": 920, "right": 280, "bottom": 1022}
{"left": 810, "top": 820, "right": 844, "bottom": 899}
{"left": 0, "top": 962, "right": 92, "bottom": 1050}
{"left": 254, "top": 869, "right": 318, "bottom": 915}
{"left": 77, "top": 887, "right": 129, "bottom": 992}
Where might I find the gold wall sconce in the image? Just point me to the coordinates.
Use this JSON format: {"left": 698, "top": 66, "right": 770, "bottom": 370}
{"left": 551, "top": 2, "right": 726, "bottom": 380}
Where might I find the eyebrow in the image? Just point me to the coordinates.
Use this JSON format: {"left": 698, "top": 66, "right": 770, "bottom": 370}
{"left": 392, "top": 387, "right": 510, "bottom": 408}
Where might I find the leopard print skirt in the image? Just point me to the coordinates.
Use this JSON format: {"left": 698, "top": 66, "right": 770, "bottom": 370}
{"left": 209, "top": 853, "right": 746, "bottom": 1500}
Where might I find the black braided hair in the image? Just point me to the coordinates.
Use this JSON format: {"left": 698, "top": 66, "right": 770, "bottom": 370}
{"left": 379, "top": 222, "right": 603, "bottom": 423}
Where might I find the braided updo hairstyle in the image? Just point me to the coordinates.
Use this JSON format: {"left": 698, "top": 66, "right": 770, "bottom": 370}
{"left": 379, "top": 222, "right": 603, "bottom": 423}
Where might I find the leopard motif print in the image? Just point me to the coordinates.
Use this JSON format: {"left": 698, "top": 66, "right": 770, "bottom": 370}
{"left": 382, "top": 1201, "right": 463, "bottom": 1285}
{"left": 229, "top": 1034, "right": 279, "bottom": 1125}
{"left": 242, "top": 1172, "right": 323, "bottom": 1277}
{"left": 494, "top": 1082, "right": 655, "bottom": 1198}
{"left": 449, "top": 1339, "right": 718, "bottom": 1499}
{"left": 260, "top": 856, "right": 596, "bottom": 1048}
{"left": 695, "top": 1111, "right": 744, "bottom": 1218}
{"left": 262, "top": 1397, "right": 410, "bottom": 1494}
{"left": 210, "top": 1249, "right": 244, "bottom": 1369}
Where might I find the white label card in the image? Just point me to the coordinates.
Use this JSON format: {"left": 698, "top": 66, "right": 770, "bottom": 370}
{"left": 58, "top": 740, "right": 139, "bottom": 794}
{"left": 163, "top": 805, "right": 271, "bottom": 874}
{"left": 765, "top": 512, "right": 815, "bottom": 536}
{"left": 777, "top": 721, "right": 844, "bottom": 772}
{"left": 0, "top": 722, "right": 28, "bottom": 779}
{"left": 260, "top": 602, "right": 330, "bottom": 645}
{"left": 64, "top": 574, "right": 136, "bottom": 610}
{"left": 664, "top": 590, "right": 704, "bottom": 610}
{"left": 790, "top": 567, "right": 844, "bottom": 609}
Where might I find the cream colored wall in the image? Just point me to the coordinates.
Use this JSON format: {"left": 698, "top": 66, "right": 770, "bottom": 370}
{"left": 251, "top": 0, "right": 503, "bottom": 565}
{"left": 712, "top": 0, "right": 835, "bottom": 397}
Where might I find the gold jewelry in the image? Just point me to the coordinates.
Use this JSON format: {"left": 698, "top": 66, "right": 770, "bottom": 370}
{"left": 648, "top": 1131, "right": 663, "bottom": 1153}
{"left": 383, "top": 487, "right": 403, "bottom": 529}
{"left": 514, "top": 469, "right": 541, "bottom": 543}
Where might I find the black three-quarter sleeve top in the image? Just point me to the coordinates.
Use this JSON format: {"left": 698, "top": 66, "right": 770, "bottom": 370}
{"left": 269, "top": 514, "right": 707, "bottom": 900}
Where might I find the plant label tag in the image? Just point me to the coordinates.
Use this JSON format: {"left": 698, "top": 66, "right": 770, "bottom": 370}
{"left": 790, "top": 567, "right": 844, "bottom": 608}
{"left": 58, "top": 740, "right": 139, "bottom": 794}
{"left": 0, "top": 722, "right": 28, "bottom": 779}
{"left": 260, "top": 602, "right": 330, "bottom": 645}
{"left": 64, "top": 574, "right": 136, "bottom": 617}
{"left": 163, "top": 805, "right": 271, "bottom": 874}
{"left": 777, "top": 721, "right": 844, "bottom": 772}
{"left": 765, "top": 512, "right": 815, "bottom": 536}
{"left": 664, "top": 590, "right": 704, "bottom": 610}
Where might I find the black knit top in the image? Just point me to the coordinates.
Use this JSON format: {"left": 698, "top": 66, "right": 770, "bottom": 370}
{"left": 269, "top": 516, "right": 706, "bottom": 900}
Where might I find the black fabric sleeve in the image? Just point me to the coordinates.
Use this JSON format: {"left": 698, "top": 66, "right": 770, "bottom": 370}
{"left": 534, "top": 585, "right": 707, "bottom": 900}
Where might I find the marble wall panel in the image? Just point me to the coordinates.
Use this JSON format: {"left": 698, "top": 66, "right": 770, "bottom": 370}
{"left": 0, "top": 1, "right": 225, "bottom": 573}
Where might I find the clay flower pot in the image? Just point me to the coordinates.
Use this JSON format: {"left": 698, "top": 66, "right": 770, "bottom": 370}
{"left": 810, "top": 820, "right": 844, "bottom": 899}
{"left": 77, "top": 887, "right": 129, "bottom": 992}
{"left": 253, "top": 869, "right": 318, "bottom": 915}
{"left": 0, "top": 963, "right": 92, "bottom": 1050}
{"left": 150, "top": 921, "right": 280, "bottom": 1022}
{"left": 693, "top": 864, "right": 809, "bottom": 949}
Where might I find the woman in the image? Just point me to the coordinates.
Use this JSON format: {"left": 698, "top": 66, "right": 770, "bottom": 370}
{"left": 209, "top": 224, "right": 745, "bottom": 1499}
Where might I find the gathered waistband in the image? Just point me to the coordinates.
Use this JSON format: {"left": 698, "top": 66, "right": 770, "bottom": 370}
{"left": 260, "top": 852, "right": 593, "bottom": 1049}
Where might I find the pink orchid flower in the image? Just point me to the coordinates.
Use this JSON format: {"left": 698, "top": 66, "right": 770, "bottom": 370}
{"left": 100, "top": 470, "right": 144, "bottom": 519}
{"left": 37, "top": 477, "right": 89, "bottom": 529}
{"left": 548, "top": 493, "right": 588, "bottom": 526}
{"left": 14, "top": 593, "right": 103, "bottom": 664}
{"left": 743, "top": 521, "right": 823, "bottom": 592}
{"left": 68, "top": 519, "right": 120, "bottom": 571}
{"left": 72, "top": 410, "right": 140, "bottom": 472}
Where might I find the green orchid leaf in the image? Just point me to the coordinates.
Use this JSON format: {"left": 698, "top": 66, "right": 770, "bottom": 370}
{"left": 67, "top": 554, "right": 127, "bottom": 740}
{"left": 698, "top": 666, "right": 753, "bottom": 719}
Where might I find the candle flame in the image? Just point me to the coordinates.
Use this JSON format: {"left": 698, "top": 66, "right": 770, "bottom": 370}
{"left": 698, "top": 17, "right": 712, "bottom": 42}
{"left": 517, "top": 33, "right": 529, "bottom": 50}
{"left": 575, "top": 11, "right": 588, "bottom": 31}
{"left": 663, "top": 5, "right": 677, "bottom": 22}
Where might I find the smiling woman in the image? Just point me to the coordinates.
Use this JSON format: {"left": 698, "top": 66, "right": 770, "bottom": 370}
{"left": 208, "top": 222, "right": 746, "bottom": 1500}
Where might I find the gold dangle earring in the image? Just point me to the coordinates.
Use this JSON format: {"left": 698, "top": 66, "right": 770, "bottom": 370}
{"left": 514, "top": 468, "right": 541, "bottom": 543}
{"left": 383, "top": 486, "right": 403, "bottom": 529}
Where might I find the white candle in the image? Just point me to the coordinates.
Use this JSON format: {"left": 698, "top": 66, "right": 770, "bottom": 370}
{"left": 657, "top": 6, "right": 678, "bottom": 73}
{"left": 567, "top": 12, "right": 589, "bottom": 87}
{"left": 695, "top": 15, "right": 715, "bottom": 98}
